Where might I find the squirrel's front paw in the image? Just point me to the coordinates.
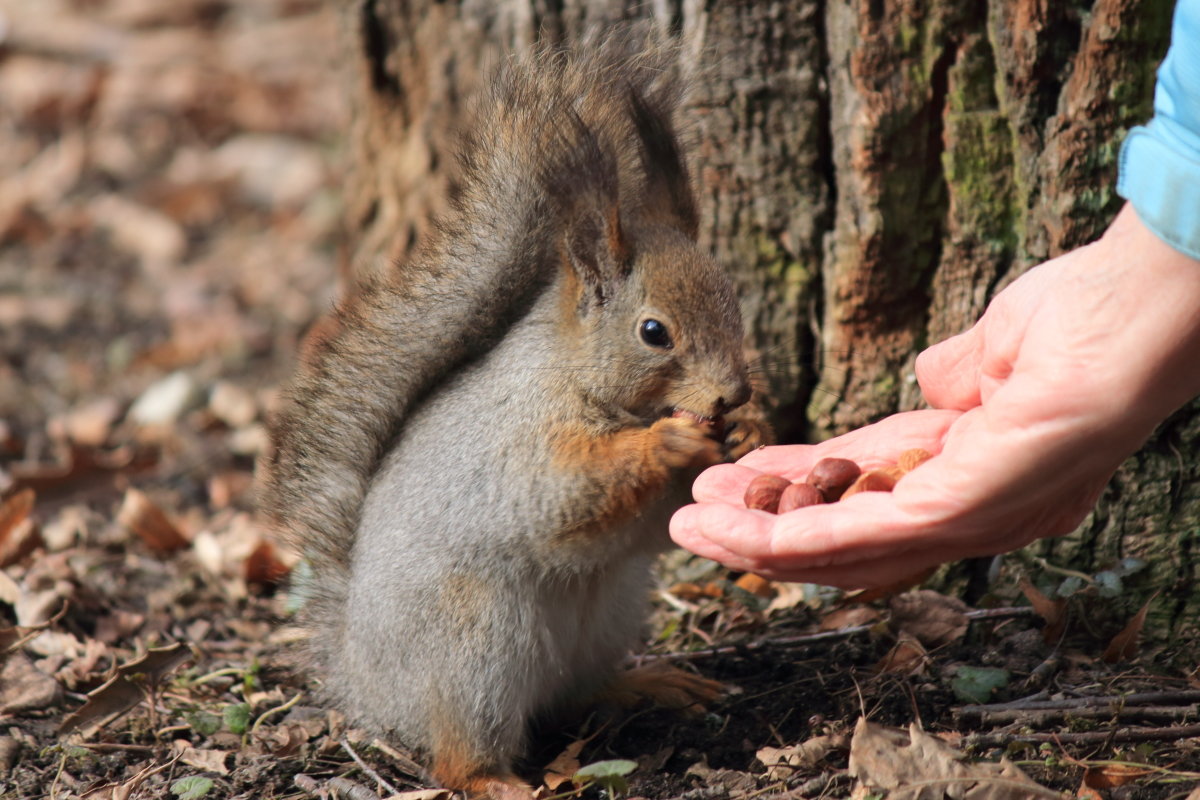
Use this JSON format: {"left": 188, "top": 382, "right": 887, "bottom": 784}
{"left": 651, "top": 416, "right": 722, "bottom": 469}
{"left": 720, "top": 401, "right": 773, "bottom": 462}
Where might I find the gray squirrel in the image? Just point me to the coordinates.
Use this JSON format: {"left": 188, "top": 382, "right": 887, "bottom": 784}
{"left": 260, "top": 35, "right": 769, "bottom": 800}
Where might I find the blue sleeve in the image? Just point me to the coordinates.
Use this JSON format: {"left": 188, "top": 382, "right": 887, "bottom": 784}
{"left": 1117, "top": 0, "right": 1200, "bottom": 260}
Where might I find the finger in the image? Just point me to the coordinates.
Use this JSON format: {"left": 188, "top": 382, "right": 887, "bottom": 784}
{"left": 692, "top": 463, "right": 766, "bottom": 503}
{"left": 735, "top": 409, "right": 962, "bottom": 476}
{"left": 916, "top": 328, "right": 984, "bottom": 411}
{"left": 669, "top": 503, "right": 776, "bottom": 572}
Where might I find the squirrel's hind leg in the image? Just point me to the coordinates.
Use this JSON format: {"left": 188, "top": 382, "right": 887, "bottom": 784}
{"left": 428, "top": 744, "right": 533, "bottom": 800}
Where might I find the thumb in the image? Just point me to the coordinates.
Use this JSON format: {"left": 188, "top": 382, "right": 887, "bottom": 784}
{"left": 916, "top": 327, "right": 983, "bottom": 411}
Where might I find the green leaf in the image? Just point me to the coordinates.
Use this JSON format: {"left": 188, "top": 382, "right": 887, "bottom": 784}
{"left": 171, "top": 776, "right": 214, "bottom": 800}
{"left": 1055, "top": 575, "right": 1084, "bottom": 597}
{"left": 1094, "top": 570, "right": 1123, "bottom": 598}
{"left": 574, "top": 759, "right": 637, "bottom": 795}
{"left": 951, "top": 666, "right": 1010, "bottom": 704}
{"left": 184, "top": 710, "right": 222, "bottom": 737}
{"left": 223, "top": 703, "right": 251, "bottom": 734}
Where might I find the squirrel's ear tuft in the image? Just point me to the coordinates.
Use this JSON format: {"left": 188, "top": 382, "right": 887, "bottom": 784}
{"left": 627, "top": 84, "right": 699, "bottom": 239}
{"left": 563, "top": 203, "right": 629, "bottom": 308}
{"left": 544, "top": 112, "right": 630, "bottom": 308}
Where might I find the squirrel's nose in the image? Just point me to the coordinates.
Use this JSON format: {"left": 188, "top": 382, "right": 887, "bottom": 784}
{"left": 717, "top": 380, "right": 752, "bottom": 415}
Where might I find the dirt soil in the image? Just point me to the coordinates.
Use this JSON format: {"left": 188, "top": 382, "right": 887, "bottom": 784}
{"left": 2, "top": 2, "right": 1199, "bottom": 799}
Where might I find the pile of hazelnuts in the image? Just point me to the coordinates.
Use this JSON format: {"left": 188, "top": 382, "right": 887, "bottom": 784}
{"left": 744, "top": 448, "right": 933, "bottom": 513}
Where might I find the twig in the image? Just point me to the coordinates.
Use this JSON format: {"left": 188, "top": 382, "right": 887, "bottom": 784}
{"left": 956, "top": 690, "right": 1200, "bottom": 724}
{"left": 956, "top": 704, "right": 1199, "bottom": 728}
{"left": 963, "top": 722, "right": 1200, "bottom": 749}
{"left": 371, "top": 737, "right": 429, "bottom": 781}
{"left": 74, "top": 742, "right": 157, "bottom": 754}
{"left": 251, "top": 691, "right": 304, "bottom": 734}
{"left": 342, "top": 737, "right": 400, "bottom": 796}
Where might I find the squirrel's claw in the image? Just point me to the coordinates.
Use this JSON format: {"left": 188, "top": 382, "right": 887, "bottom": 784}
{"left": 720, "top": 402, "right": 772, "bottom": 462}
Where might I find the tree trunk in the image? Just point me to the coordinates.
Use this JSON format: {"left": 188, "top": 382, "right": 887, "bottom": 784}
{"left": 338, "top": 0, "right": 1196, "bottom": 633}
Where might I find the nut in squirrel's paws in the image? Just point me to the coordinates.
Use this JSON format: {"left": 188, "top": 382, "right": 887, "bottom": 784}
{"left": 653, "top": 413, "right": 723, "bottom": 468}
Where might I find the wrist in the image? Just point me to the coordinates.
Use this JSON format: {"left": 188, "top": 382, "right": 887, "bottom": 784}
{"left": 1095, "top": 204, "right": 1200, "bottom": 429}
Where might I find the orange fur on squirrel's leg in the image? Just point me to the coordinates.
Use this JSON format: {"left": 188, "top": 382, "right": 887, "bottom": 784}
{"left": 599, "top": 661, "right": 725, "bottom": 715}
{"left": 429, "top": 724, "right": 534, "bottom": 800}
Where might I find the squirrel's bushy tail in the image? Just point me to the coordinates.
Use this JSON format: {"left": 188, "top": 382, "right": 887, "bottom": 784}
{"left": 259, "top": 28, "right": 696, "bottom": 673}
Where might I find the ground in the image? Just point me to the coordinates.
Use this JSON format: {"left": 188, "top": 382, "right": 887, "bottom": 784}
{"left": 2, "top": 2, "right": 1200, "bottom": 799}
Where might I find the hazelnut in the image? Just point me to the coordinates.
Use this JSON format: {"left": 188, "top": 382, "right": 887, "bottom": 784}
{"left": 805, "top": 457, "right": 862, "bottom": 501}
{"left": 777, "top": 482, "right": 826, "bottom": 513}
{"left": 744, "top": 474, "right": 791, "bottom": 513}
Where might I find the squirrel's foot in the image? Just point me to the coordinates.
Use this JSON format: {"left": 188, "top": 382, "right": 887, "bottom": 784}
{"left": 651, "top": 416, "right": 722, "bottom": 469}
{"left": 431, "top": 765, "right": 534, "bottom": 800}
{"left": 720, "top": 402, "right": 772, "bottom": 461}
{"left": 602, "top": 661, "right": 725, "bottom": 715}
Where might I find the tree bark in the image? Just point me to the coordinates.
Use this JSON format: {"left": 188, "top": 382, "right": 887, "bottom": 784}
{"left": 337, "top": 0, "right": 1196, "bottom": 633}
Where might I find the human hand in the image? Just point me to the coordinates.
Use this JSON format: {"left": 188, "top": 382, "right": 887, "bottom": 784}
{"left": 670, "top": 204, "right": 1200, "bottom": 588}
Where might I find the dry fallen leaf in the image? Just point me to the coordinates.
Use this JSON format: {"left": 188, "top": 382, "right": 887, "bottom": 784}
{"left": 543, "top": 738, "right": 587, "bottom": 790}
{"left": 756, "top": 733, "right": 846, "bottom": 779}
{"left": 244, "top": 539, "right": 291, "bottom": 587}
{"left": 1102, "top": 593, "right": 1158, "bottom": 664}
{"left": 117, "top": 488, "right": 189, "bottom": 553}
{"left": 172, "top": 739, "right": 231, "bottom": 774}
{"left": 0, "top": 650, "right": 62, "bottom": 713}
{"left": 59, "top": 642, "right": 191, "bottom": 735}
{"left": 1082, "top": 763, "right": 1154, "bottom": 789}
{"left": 819, "top": 606, "right": 881, "bottom": 632}
{"left": 1020, "top": 578, "right": 1068, "bottom": 645}
{"left": 888, "top": 590, "right": 969, "bottom": 648}
{"left": 848, "top": 717, "right": 1054, "bottom": 799}
{"left": 875, "top": 633, "right": 928, "bottom": 676}
{"left": 733, "top": 573, "right": 775, "bottom": 598}
{"left": 0, "top": 488, "right": 42, "bottom": 567}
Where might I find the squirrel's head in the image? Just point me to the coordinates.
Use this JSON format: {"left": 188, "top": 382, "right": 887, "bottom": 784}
{"left": 557, "top": 218, "right": 751, "bottom": 426}
{"left": 544, "top": 81, "right": 752, "bottom": 426}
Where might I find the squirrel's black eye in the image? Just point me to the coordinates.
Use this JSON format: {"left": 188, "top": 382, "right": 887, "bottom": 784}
{"left": 639, "top": 318, "right": 672, "bottom": 349}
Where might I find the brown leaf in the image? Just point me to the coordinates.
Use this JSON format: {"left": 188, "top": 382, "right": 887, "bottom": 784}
{"left": 1102, "top": 593, "right": 1158, "bottom": 664}
{"left": 0, "top": 489, "right": 39, "bottom": 567}
{"left": 0, "top": 488, "right": 34, "bottom": 542}
{"left": 0, "top": 515, "right": 44, "bottom": 568}
{"left": 888, "top": 590, "right": 969, "bottom": 648}
{"left": 0, "top": 650, "right": 62, "bottom": 713}
{"left": 1083, "top": 764, "right": 1154, "bottom": 789}
{"left": 244, "top": 539, "right": 291, "bottom": 587}
{"left": 667, "top": 581, "right": 723, "bottom": 601}
{"left": 543, "top": 738, "right": 587, "bottom": 790}
{"left": 874, "top": 633, "right": 928, "bottom": 676}
{"left": 756, "top": 733, "right": 846, "bottom": 779}
{"left": 819, "top": 606, "right": 881, "bottom": 632}
{"left": 172, "top": 740, "right": 230, "bottom": 774}
{"left": 848, "top": 717, "right": 1053, "bottom": 799}
{"left": 59, "top": 642, "right": 191, "bottom": 735}
{"left": 117, "top": 488, "right": 189, "bottom": 552}
{"left": 1020, "top": 578, "right": 1068, "bottom": 644}
{"left": 733, "top": 573, "right": 775, "bottom": 599}
{"left": 79, "top": 755, "right": 180, "bottom": 800}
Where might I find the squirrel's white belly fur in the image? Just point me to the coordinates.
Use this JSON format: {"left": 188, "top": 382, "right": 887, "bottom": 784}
{"left": 334, "top": 320, "right": 678, "bottom": 760}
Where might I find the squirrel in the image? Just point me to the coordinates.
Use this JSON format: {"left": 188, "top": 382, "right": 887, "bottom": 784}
{"left": 260, "top": 34, "right": 769, "bottom": 800}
